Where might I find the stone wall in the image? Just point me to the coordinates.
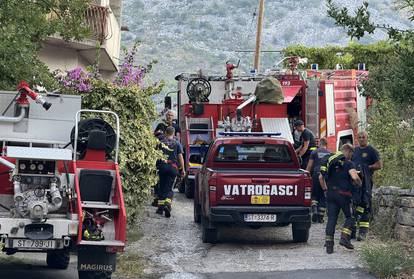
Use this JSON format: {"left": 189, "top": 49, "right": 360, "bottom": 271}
{"left": 373, "top": 186, "right": 414, "bottom": 243}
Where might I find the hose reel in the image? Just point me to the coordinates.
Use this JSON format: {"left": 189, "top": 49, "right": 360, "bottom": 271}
{"left": 186, "top": 78, "right": 211, "bottom": 103}
{"left": 70, "top": 119, "right": 116, "bottom": 158}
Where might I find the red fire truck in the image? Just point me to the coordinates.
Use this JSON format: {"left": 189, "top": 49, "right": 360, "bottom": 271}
{"left": 169, "top": 59, "right": 368, "bottom": 198}
{"left": 0, "top": 83, "right": 126, "bottom": 279}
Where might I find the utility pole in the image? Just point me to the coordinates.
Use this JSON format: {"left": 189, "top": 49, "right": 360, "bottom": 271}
{"left": 254, "top": 0, "right": 265, "bottom": 72}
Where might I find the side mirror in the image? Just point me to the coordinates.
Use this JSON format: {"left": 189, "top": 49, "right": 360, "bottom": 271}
{"left": 164, "top": 96, "right": 172, "bottom": 110}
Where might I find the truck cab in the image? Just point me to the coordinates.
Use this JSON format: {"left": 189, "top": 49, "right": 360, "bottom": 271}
{"left": 193, "top": 133, "right": 312, "bottom": 244}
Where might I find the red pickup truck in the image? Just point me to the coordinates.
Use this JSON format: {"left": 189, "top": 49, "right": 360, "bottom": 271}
{"left": 193, "top": 134, "right": 312, "bottom": 243}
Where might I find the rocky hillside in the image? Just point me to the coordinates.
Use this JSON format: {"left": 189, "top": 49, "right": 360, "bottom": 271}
{"left": 122, "top": 0, "right": 413, "bottom": 88}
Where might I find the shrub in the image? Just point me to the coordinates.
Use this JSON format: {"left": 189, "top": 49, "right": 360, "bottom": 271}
{"left": 360, "top": 241, "right": 414, "bottom": 278}
{"left": 58, "top": 45, "right": 164, "bottom": 224}
{"left": 367, "top": 99, "right": 414, "bottom": 189}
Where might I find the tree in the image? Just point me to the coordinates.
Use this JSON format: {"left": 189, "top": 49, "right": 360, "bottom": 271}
{"left": 326, "top": 0, "right": 414, "bottom": 104}
{"left": 326, "top": 0, "right": 414, "bottom": 41}
{"left": 283, "top": 41, "right": 394, "bottom": 70}
{"left": 0, "top": 0, "right": 91, "bottom": 90}
{"left": 326, "top": 1, "right": 414, "bottom": 189}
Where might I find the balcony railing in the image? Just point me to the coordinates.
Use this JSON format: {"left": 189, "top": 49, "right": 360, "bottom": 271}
{"left": 85, "top": 4, "right": 110, "bottom": 44}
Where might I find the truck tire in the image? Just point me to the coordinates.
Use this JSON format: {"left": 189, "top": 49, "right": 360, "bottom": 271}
{"left": 46, "top": 248, "right": 70, "bottom": 269}
{"left": 292, "top": 224, "right": 310, "bottom": 243}
{"left": 201, "top": 217, "right": 217, "bottom": 244}
{"left": 185, "top": 179, "right": 194, "bottom": 199}
{"left": 78, "top": 271, "right": 111, "bottom": 279}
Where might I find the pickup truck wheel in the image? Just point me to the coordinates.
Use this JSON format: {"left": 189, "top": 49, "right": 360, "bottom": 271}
{"left": 193, "top": 201, "right": 201, "bottom": 223}
{"left": 185, "top": 179, "right": 194, "bottom": 199}
{"left": 201, "top": 217, "right": 217, "bottom": 244}
{"left": 292, "top": 224, "right": 310, "bottom": 243}
{"left": 46, "top": 248, "right": 70, "bottom": 269}
{"left": 78, "top": 271, "right": 111, "bottom": 279}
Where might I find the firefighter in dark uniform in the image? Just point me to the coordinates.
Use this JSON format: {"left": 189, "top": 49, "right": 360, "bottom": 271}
{"left": 352, "top": 131, "right": 382, "bottom": 241}
{"left": 319, "top": 143, "right": 362, "bottom": 254}
{"left": 154, "top": 110, "right": 181, "bottom": 139}
{"left": 153, "top": 110, "right": 182, "bottom": 207}
{"left": 156, "top": 127, "right": 185, "bottom": 218}
{"left": 306, "top": 137, "right": 331, "bottom": 223}
{"left": 294, "top": 120, "right": 317, "bottom": 169}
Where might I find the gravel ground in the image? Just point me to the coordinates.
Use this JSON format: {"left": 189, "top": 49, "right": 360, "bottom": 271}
{"left": 130, "top": 192, "right": 368, "bottom": 278}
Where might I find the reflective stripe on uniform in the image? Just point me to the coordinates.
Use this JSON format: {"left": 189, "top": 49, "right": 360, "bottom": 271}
{"left": 328, "top": 151, "right": 343, "bottom": 165}
{"left": 326, "top": 235, "right": 334, "bottom": 241}
{"left": 342, "top": 227, "right": 352, "bottom": 235}
{"left": 158, "top": 199, "right": 166, "bottom": 206}
{"left": 356, "top": 206, "right": 365, "bottom": 214}
{"left": 165, "top": 198, "right": 172, "bottom": 204}
{"left": 309, "top": 147, "right": 317, "bottom": 151}
{"left": 320, "top": 166, "right": 327, "bottom": 172}
{"left": 359, "top": 221, "right": 369, "bottom": 228}
{"left": 312, "top": 200, "right": 318, "bottom": 206}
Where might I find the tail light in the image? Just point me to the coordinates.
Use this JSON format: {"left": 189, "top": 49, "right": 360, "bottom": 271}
{"left": 208, "top": 175, "right": 217, "bottom": 207}
{"left": 304, "top": 175, "right": 312, "bottom": 207}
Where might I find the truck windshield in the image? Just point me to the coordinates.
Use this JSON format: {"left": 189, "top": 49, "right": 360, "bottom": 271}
{"left": 214, "top": 144, "right": 292, "bottom": 163}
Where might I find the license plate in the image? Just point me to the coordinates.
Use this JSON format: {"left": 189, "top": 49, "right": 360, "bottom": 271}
{"left": 244, "top": 214, "right": 277, "bottom": 222}
{"left": 13, "top": 239, "right": 56, "bottom": 249}
{"left": 251, "top": 195, "right": 270, "bottom": 204}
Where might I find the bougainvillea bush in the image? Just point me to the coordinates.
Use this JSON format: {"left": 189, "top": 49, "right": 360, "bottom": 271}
{"left": 58, "top": 46, "right": 164, "bottom": 224}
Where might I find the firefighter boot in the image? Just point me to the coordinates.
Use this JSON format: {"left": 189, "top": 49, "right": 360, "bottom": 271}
{"left": 357, "top": 220, "right": 369, "bottom": 241}
{"left": 151, "top": 197, "right": 159, "bottom": 207}
{"left": 325, "top": 236, "right": 334, "bottom": 254}
{"left": 311, "top": 200, "right": 318, "bottom": 223}
{"left": 164, "top": 199, "right": 172, "bottom": 218}
{"left": 156, "top": 199, "right": 165, "bottom": 215}
{"left": 339, "top": 228, "right": 354, "bottom": 250}
{"left": 156, "top": 205, "right": 164, "bottom": 215}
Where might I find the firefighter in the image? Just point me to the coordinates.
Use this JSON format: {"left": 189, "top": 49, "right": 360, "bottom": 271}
{"left": 153, "top": 110, "right": 182, "bottom": 207}
{"left": 156, "top": 126, "right": 185, "bottom": 218}
{"left": 226, "top": 60, "right": 239, "bottom": 80}
{"left": 154, "top": 110, "right": 181, "bottom": 139}
{"left": 352, "top": 131, "right": 382, "bottom": 241}
{"left": 319, "top": 143, "right": 362, "bottom": 254}
{"left": 306, "top": 137, "right": 331, "bottom": 223}
{"left": 294, "top": 120, "right": 317, "bottom": 169}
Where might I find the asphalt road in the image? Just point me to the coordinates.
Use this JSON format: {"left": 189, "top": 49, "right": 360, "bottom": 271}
{"left": 161, "top": 269, "right": 376, "bottom": 279}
